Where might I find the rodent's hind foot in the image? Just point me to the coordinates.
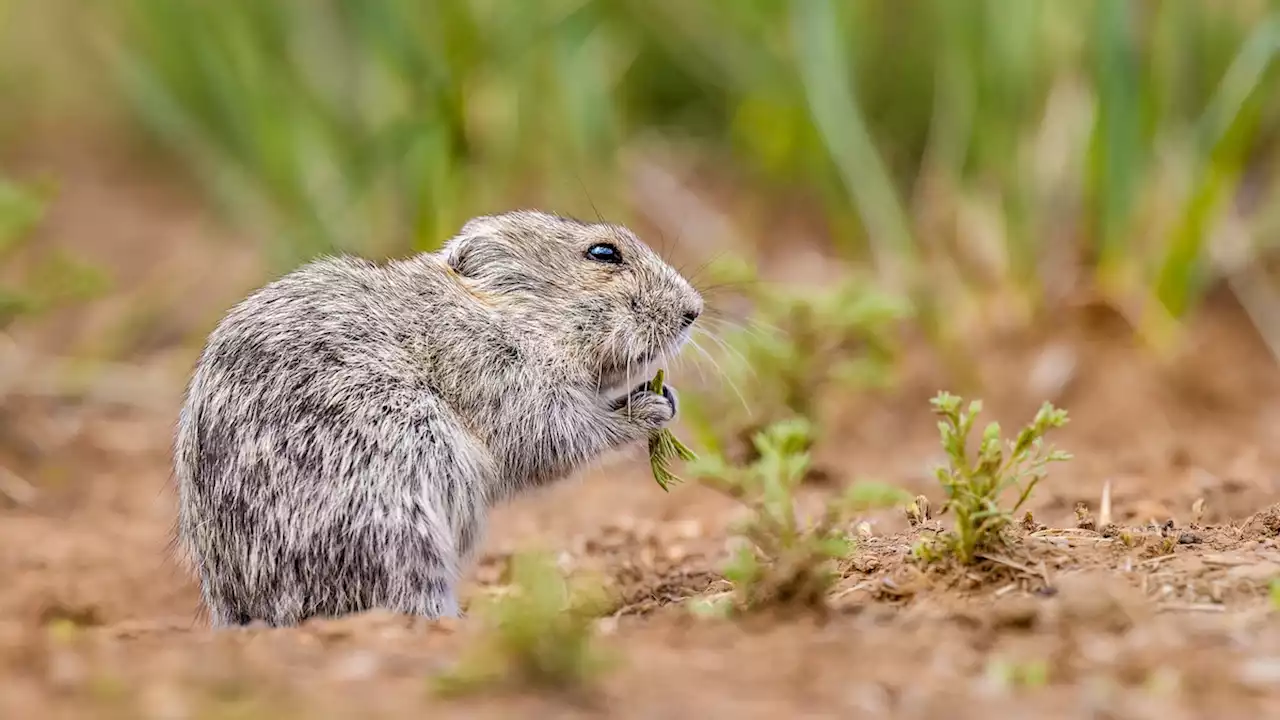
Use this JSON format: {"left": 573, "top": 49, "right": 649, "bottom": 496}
{"left": 207, "top": 606, "right": 260, "bottom": 630}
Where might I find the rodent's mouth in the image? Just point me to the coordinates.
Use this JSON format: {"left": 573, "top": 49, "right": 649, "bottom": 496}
{"left": 598, "top": 353, "right": 661, "bottom": 401}
{"left": 597, "top": 329, "right": 693, "bottom": 401}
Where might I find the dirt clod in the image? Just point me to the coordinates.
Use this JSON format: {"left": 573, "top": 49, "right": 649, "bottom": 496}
{"left": 1050, "top": 572, "right": 1145, "bottom": 634}
{"left": 1074, "top": 503, "right": 1095, "bottom": 531}
{"left": 1244, "top": 504, "right": 1280, "bottom": 540}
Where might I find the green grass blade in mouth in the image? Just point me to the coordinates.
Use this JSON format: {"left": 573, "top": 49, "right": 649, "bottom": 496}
{"left": 646, "top": 369, "right": 698, "bottom": 492}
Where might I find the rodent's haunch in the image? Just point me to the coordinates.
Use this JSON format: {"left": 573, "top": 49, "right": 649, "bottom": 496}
{"left": 173, "top": 210, "right": 703, "bottom": 627}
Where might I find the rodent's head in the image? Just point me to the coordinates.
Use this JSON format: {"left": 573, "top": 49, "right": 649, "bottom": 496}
{"left": 441, "top": 210, "right": 703, "bottom": 396}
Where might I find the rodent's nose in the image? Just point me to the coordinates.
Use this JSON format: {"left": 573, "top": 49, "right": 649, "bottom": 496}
{"left": 680, "top": 307, "right": 701, "bottom": 328}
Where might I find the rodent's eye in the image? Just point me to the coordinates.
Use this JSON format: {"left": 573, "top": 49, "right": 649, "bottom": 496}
{"left": 585, "top": 243, "right": 622, "bottom": 265}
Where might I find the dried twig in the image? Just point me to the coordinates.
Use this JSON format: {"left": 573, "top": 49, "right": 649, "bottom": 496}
{"left": 0, "top": 463, "right": 36, "bottom": 507}
{"left": 1099, "top": 479, "right": 1113, "bottom": 527}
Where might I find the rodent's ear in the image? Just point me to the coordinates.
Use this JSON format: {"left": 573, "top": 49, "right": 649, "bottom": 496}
{"left": 458, "top": 216, "right": 496, "bottom": 236}
{"left": 443, "top": 236, "right": 474, "bottom": 277}
{"left": 443, "top": 216, "right": 496, "bottom": 278}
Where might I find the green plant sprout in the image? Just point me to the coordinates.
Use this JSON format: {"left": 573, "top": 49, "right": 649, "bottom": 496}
{"left": 0, "top": 176, "right": 109, "bottom": 328}
{"left": 690, "top": 418, "right": 910, "bottom": 613}
{"left": 432, "top": 552, "right": 614, "bottom": 697}
{"left": 684, "top": 259, "right": 911, "bottom": 460}
{"left": 917, "top": 392, "right": 1071, "bottom": 565}
{"left": 984, "top": 657, "right": 1051, "bottom": 691}
{"left": 647, "top": 369, "right": 698, "bottom": 492}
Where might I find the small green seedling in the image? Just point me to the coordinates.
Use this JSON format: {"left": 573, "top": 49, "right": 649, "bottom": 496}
{"left": 918, "top": 392, "right": 1071, "bottom": 564}
{"left": 647, "top": 369, "right": 698, "bottom": 491}
{"left": 682, "top": 261, "right": 910, "bottom": 461}
{"left": 691, "top": 418, "right": 911, "bottom": 612}
{"left": 0, "top": 177, "right": 108, "bottom": 328}
{"left": 432, "top": 552, "right": 614, "bottom": 697}
{"left": 984, "top": 657, "right": 1050, "bottom": 691}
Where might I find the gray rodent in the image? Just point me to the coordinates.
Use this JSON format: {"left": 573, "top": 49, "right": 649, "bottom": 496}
{"left": 173, "top": 210, "right": 703, "bottom": 627}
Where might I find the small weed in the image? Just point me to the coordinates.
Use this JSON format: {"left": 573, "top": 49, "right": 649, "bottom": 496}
{"left": 0, "top": 175, "right": 108, "bottom": 328}
{"left": 1269, "top": 578, "right": 1280, "bottom": 611}
{"left": 0, "top": 175, "right": 44, "bottom": 246}
{"left": 0, "top": 175, "right": 47, "bottom": 324}
{"left": 1146, "top": 535, "right": 1178, "bottom": 557}
{"left": 984, "top": 657, "right": 1051, "bottom": 691}
{"left": 691, "top": 418, "right": 911, "bottom": 613}
{"left": 44, "top": 617, "right": 81, "bottom": 644}
{"left": 686, "top": 261, "right": 910, "bottom": 460}
{"left": 86, "top": 674, "right": 135, "bottom": 720}
{"left": 915, "top": 392, "right": 1071, "bottom": 565}
{"left": 200, "top": 681, "right": 292, "bottom": 720}
{"left": 432, "top": 552, "right": 614, "bottom": 697}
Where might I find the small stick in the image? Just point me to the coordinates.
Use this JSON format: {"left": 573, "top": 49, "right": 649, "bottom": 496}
{"left": 647, "top": 369, "right": 698, "bottom": 492}
{"left": 0, "top": 463, "right": 36, "bottom": 507}
{"left": 1099, "top": 479, "right": 1113, "bottom": 527}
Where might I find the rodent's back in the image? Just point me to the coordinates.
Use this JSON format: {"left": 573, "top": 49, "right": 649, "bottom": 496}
{"left": 196, "top": 256, "right": 412, "bottom": 384}
{"left": 174, "top": 255, "right": 490, "bottom": 624}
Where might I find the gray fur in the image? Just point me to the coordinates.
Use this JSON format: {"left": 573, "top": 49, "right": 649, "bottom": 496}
{"left": 173, "top": 210, "right": 703, "bottom": 627}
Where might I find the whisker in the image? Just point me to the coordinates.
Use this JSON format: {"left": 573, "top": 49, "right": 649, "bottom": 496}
{"left": 679, "top": 249, "right": 731, "bottom": 287}
{"left": 670, "top": 331, "right": 710, "bottom": 387}
{"left": 698, "top": 318, "right": 776, "bottom": 358}
{"left": 676, "top": 336, "right": 710, "bottom": 385}
{"left": 689, "top": 335, "right": 751, "bottom": 415}
{"left": 703, "top": 313, "right": 785, "bottom": 339}
{"left": 692, "top": 279, "right": 766, "bottom": 297}
{"left": 625, "top": 343, "right": 634, "bottom": 418}
{"left": 694, "top": 327, "right": 756, "bottom": 381}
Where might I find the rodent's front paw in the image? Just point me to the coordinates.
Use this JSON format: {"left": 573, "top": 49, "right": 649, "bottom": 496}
{"left": 611, "top": 382, "right": 677, "bottom": 432}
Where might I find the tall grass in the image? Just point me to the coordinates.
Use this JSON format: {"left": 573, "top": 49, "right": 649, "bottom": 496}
{"left": 105, "top": 0, "right": 645, "bottom": 268}
{"left": 82, "top": 1, "right": 1280, "bottom": 332}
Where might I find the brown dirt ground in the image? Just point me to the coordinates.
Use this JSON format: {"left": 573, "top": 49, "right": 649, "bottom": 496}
{"left": 6, "top": 140, "right": 1280, "bottom": 719}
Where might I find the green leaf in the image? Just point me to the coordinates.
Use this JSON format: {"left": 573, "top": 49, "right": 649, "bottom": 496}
{"left": 816, "top": 535, "right": 852, "bottom": 560}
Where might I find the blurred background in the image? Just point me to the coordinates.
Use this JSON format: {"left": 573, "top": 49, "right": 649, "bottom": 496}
{"left": 8, "top": 0, "right": 1280, "bottom": 507}
{"left": 6, "top": 0, "right": 1280, "bottom": 364}
{"left": 7, "top": 1, "right": 1280, "bottom": 716}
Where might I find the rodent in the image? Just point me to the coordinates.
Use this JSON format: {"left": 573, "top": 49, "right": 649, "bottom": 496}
{"left": 172, "top": 210, "right": 703, "bottom": 627}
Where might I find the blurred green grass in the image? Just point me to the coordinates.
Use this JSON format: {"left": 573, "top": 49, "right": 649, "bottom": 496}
{"left": 8, "top": 0, "right": 1280, "bottom": 340}
{"left": 0, "top": 175, "right": 111, "bottom": 328}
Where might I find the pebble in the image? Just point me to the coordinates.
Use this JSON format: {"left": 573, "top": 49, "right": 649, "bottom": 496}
{"left": 331, "top": 651, "right": 381, "bottom": 681}
{"left": 46, "top": 648, "right": 86, "bottom": 691}
{"left": 595, "top": 617, "right": 619, "bottom": 636}
{"left": 673, "top": 518, "right": 704, "bottom": 540}
{"left": 141, "top": 683, "right": 189, "bottom": 720}
{"left": 1028, "top": 342, "right": 1078, "bottom": 399}
{"left": 1240, "top": 657, "right": 1280, "bottom": 686}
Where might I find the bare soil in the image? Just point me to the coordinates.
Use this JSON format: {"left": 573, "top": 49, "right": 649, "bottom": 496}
{"left": 5, "top": 141, "right": 1280, "bottom": 719}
